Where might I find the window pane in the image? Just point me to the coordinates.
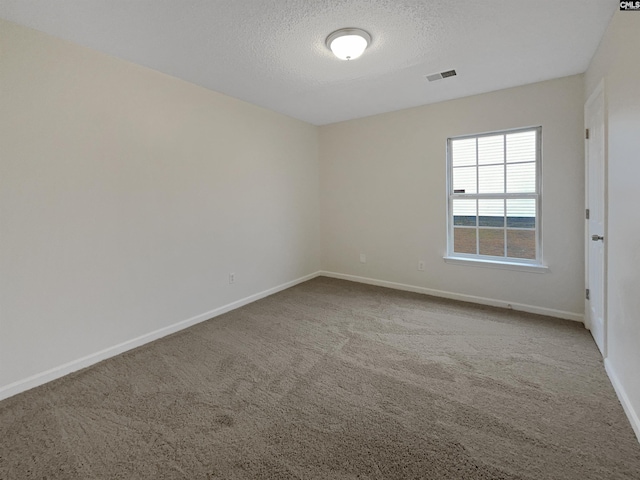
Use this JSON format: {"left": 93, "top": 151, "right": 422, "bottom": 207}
{"left": 507, "top": 230, "right": 536, "bottom": 259}
{"left": 478, "top": 135, "right": 504, "bottom": 165}
{"left": 507, "top": 199, "right": 536, "bottom": 228}
{"left": 454, "top": 228, "right": 476, "bottom": 254}
{"left": 479, "top": 199, "right": 504, "bottom": 227}
{"left": 451, "top": 138, "right": 476, "bottom": 167}
{"left": 506, "top": 162, "right": 535, "bottom": 193}
{"left": 448, "top": 128, "right": 540, "bottom": 265}
{"left": 479, "top": 229, "right": 505, "bottom": 257}
{"left": 478, "top": 164, "right": 504, "bottom": 194}
{"left": 506, "top": 130, "right": 536, "bottom": 163}
{"left": 452, "top": 166, "right": 477, "bottom": 194}
{"left": 452, "top": 199, "right": 477, "bottom": 226}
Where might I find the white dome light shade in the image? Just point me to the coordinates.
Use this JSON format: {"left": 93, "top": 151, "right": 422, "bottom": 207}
{"left": 326, "top": 28, "right": 371, "bottom": 60}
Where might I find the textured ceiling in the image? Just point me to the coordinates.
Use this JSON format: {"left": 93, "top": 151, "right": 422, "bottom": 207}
{"left": 0, "top": 0, "right": 617, "bottom": 125}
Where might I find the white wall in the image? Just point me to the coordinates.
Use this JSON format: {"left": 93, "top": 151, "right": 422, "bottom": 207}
{"left": 320, "top": 75, "right": 585, "bottom": 319}
{"left": 0, "top": 20, "right": 320, "bottom": 393}
{"left": 585, "top": 11, "right": 640, "bottom": 439}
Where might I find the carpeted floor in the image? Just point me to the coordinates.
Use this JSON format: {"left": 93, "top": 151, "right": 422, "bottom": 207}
{"left": 1, "top": 277, "right": 639, "bottom": 479}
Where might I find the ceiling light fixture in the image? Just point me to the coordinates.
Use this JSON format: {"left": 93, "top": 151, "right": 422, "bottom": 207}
{"left": 326, "top": 28, "right": 371, "bottom": 61}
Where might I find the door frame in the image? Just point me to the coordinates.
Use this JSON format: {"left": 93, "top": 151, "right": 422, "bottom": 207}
{"left": 584, "top": 79, "right": 608, "bottom": 357}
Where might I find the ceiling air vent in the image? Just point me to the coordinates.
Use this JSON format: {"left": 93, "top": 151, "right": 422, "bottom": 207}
{"left": 426, "top": 69, "right": 457, "bottom": 82}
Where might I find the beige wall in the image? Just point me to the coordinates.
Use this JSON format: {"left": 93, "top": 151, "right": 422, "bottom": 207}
{"left": 0, "top": 20, "right": 320, "bottom": 391}
{"left": 320, "top": 75, "right": 585, "bottom": 318}
{"left": 585, "top": 10, "right": 640, "bottom": 438}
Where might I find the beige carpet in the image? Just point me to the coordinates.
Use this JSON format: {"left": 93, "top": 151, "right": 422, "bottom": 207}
{"left": 1, "top": 277, "right": 639, "bottom": 479}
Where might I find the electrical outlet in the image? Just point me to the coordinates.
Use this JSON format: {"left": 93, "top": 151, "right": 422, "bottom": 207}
{"left": 418, "top": 261, "right": 425, "bottom": 271}
{"left": 359, "top": 253, "right": 366, "bottom": 263}
{"left": 229, "top": 272, "right": 235, "bottom": 284}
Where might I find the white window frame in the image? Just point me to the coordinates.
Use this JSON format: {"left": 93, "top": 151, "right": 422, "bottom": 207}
{"left": 444, "top": 126, "right": 546, "bottom": 272}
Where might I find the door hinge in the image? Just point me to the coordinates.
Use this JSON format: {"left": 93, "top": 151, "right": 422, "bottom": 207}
{"left": 586, "top": 208, "right": 590, "bottom": 220}
{"left": 586, "top": 128, "right": 590, "bottom": 140}
{"left": 586, "top": 288, "right": 590, "bottom": 300}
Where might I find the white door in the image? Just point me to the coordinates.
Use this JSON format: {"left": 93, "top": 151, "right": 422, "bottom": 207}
{"left": 585, "top": 83, "right": 606, "bottom": 356}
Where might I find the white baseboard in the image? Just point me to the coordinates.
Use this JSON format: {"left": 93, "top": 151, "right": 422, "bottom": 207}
{"left": 605, "top": 359, "right": 640, "bottom": 443}
{"left": 0, "top": 269, "right": 585, "bottom": 402}
{"left": 319, "top": 271, "right": 584, "bottom": 322}
{"left": 0, "top": 271, "right": 321, "bottom": 402}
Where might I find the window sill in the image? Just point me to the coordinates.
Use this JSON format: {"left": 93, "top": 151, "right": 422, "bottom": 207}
{"left": 443, "top": 256, "right": 549, "bottom": 273}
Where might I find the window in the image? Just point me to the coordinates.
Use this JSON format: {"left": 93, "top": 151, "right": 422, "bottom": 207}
{"left": 446, "top": 127, "right": 542, "bottom": 267}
